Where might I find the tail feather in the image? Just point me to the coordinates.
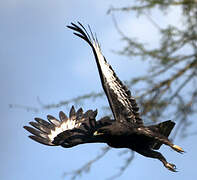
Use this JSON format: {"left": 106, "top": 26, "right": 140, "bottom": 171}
{"left": 151, "top": 120, "right": 175, "bottom": 150}
{"left": 158, "top": 120, "right": 175, "bottom": 137}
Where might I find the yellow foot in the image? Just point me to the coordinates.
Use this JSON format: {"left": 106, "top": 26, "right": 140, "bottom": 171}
{"left": 165, "top": 163, "right": 177, "bottom": 172}
{"left": 172, "top": 145, "right": 185, "bottom": 153}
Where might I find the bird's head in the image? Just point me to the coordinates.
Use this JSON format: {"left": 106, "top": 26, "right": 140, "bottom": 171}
{"left": 93, "top": 126, "right": 111, "bottom": 136}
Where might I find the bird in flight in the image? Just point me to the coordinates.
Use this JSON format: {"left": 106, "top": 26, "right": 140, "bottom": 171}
{"left": 24, "top": 22, "right": 184, "bottom": 172}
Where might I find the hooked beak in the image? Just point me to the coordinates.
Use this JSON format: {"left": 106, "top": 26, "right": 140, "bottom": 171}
{"left": 93, "top": 131, "right": 104, "bottom": 136}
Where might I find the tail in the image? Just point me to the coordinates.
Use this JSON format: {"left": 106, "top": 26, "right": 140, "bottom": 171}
{"left": 151, "top": 120, "right": 175, "bottom": 150}
{"left": 24, "top": 106, "right": 98, "bottom": 147}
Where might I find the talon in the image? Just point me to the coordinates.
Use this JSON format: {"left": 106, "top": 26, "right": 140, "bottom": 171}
{"left": 165, "top": 163, "right": 177, "bottom": 172}
{"left": 172, "top": 145, "right": 184, "bottom": 153}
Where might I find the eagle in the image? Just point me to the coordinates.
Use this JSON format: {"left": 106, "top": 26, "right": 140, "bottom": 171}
{"left": 24, "top": 22, "right": 184, "bottom": 172}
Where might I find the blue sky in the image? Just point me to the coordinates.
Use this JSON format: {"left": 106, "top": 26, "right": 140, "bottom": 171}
{"left": 1, "top": 1, "right": 196, "bottom": 180}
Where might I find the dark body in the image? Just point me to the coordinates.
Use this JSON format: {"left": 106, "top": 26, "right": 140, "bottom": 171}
{"left": 24, "top": 22, "right": 184, "bottom": 172}
{"left": 94, "top": 120, "right": 174, "bottom": 151}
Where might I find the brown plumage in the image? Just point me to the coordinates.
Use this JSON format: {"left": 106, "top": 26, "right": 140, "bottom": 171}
{"left": 24, "top": 22, "right": 184, "bottom": 172}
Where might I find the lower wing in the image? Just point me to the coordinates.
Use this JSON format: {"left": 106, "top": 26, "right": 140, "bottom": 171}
{"left": 24, "top": 106, "right": 112, "bottom": 147}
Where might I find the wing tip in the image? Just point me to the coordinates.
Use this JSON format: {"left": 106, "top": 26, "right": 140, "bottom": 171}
{"left": 28, "top": 135, "right": 55, "bottom": 146}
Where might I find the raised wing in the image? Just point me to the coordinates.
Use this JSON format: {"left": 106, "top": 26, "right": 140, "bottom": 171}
{"left": 67, "top": 22, "right": 143, "bottom": 125}
{"left": 24, "top": 106, "right": 112, "bottom": 147}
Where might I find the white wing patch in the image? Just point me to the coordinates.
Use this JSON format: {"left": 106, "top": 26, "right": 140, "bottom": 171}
{"left": 24, "top": 105, "right": 98, "bottom": 146}
{"left": 93, "top": 42, "right": 129, "bottom": 108}
{"left": 48, "top": 119, "right": 81, "bottom": 141}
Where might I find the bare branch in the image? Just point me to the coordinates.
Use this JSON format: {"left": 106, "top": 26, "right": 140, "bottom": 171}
{"left": 62, "top": 146, "right": 111, "bottom": 180}
{"left": 106, "top": 151, "right": 135, "bottom": 180}
{"left": 17, "top": 1, "right": 197, "bottom": 179}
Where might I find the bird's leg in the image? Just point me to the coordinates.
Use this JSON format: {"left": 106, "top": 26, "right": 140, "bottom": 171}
{"left": 137, "top": 149, "right": 177, "bottom": 172}
{"left": 154, "top": 136, "right": 184, "bottom": 153}
{"left": 171, "top": 144, "right": 185, "bottom": 153}
{"left": 137, "top": 127, "right": 184, "bottom": 153}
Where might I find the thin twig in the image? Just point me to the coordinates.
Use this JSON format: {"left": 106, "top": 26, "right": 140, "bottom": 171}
{"left": 62, "top": 146, "right": 111, "bottom": 180}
